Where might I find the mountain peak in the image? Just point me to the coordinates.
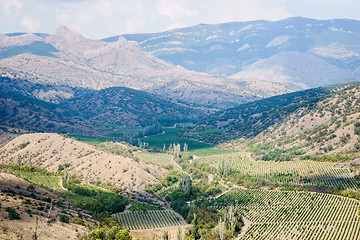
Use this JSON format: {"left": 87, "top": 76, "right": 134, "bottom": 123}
{"left": 55, "top": 25, "right": 70, "bottom": 33}
{"left": 47, "top": 25, "right": 87, "bottom": 44}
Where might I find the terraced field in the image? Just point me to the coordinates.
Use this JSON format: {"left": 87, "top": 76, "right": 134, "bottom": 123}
{"left": 112, "top": 210, "right": 187, "bottom": 230}
{"left": 197, "top": 188, "right": 360, "bottom": 240}
{"left": 199, "top": 153, "right": 360, "bottom": 191}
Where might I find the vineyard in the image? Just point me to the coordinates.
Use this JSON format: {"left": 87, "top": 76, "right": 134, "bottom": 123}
{"left": 112, "top": 210, "right": 187, "bottom": 230}
{"left": 198, "top": 153, "right": 360, "bottom": 191}
{"left": 197, "top": 188, "right": 360, "bottom": 240}
{"left": 134, "top": 152, "right": 180, "bottom": 170}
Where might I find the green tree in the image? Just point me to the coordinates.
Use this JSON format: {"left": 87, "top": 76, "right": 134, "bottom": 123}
{"left": 179, "top": 174, "right": 192, "bottom": 195}
{"left": 88, "top": 218, "right": 132, "bottom": 240}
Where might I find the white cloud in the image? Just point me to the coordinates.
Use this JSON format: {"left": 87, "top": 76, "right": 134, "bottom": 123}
{"left": 1, "top": 0, "right": 23, "bottom": 15}
{"left": 20, "top": 16, "right": 40, "bottom": 32}
{"left": 201, "top": 0, "right": 290, "bottom": 23}
{"left": 1, "top": 0, "right": 359, "bottom": 38}
{"left": 156, "top": 0, "right": 198, "bottom": 20}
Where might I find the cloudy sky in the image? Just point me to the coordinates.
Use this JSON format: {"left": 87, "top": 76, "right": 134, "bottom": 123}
{"left": 1, "top": 0, "right": 359, "bottom": 39}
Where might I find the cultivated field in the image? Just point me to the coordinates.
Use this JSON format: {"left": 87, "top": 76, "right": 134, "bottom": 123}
{"left": 134, "top": 152, "right": 180, "bottom": 170}
{"left": 198, "top": 153, "right": 360, "bottom": 191}
{"left": 198, "top": 188, "right": 360, "bottom": 240}
{"left": 112, "top": 210, "right": 187, "bottom": 230}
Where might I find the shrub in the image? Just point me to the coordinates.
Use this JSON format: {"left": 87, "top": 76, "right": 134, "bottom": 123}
{"left": 59, "top": 214, "right": 70, "bottom": 223}
{"left": 5, "top": 207, "right": 20, "bottom": 220}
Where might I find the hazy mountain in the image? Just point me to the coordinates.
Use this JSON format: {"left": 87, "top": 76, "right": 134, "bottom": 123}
{"left": 230, "top": 51, "right": 355, "bottom": 90}
{"left": 113, "top": 17, "right": 360, "bottom": 88}
{"left": 0, "top": 27, "right": 258, "bottom": 109}
{"left": 0, "top": 76, "right": 200, "bottom": 136}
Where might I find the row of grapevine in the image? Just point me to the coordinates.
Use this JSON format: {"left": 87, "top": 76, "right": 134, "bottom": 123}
{"left": 112, "top": 210, "right": 186, "bottom": 230}
{"left": 199, "top": 153, "right": 360, "bottom": 190}
{"left": 198, "top": 188, "right": 360, "bottom": 239}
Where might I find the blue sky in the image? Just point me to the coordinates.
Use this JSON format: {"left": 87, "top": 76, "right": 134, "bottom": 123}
{"left": 1, "top": 0, "right": 359, "bottom": 39}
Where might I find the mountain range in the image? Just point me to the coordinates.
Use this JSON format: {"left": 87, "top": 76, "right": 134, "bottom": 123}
{"left": 2, "top": 17, "right": 360, "bottom": 110}
{"left": 109, "top": 17, "right": 360, "bottom": 93}
{"left": 0, "top": 26, "right": 257, "bottom": 110}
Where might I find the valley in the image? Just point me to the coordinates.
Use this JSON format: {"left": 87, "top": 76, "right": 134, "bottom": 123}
{"left": 0, "top": 16, "right": 360, "bottom": 240}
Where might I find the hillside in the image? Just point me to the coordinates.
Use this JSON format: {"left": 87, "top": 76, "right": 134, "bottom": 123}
{"left": 185, "top": 86, "right": 332, "bottom": 142}
{"left": 184, "top": 82, "right": 360, "bottom": 170}
{"left": 116, "top": 17, "right": 360, "bottom": 91}
{"left": 0, "top": 27, "right": 259, "bottom": 109}
{"left": 0, "top": 76, "right": 201, "bottom": 140}
{"left": 0, "top": 133, "right": 167, "bottom": 193}
{"left": 63, "top": 86, "right": 199, "bottom": 127}
{"left": 230, "top": 51, "right": 354, "bottom": 91}
{"left": 0, "top": 170, "right": 95, "bottom": 239}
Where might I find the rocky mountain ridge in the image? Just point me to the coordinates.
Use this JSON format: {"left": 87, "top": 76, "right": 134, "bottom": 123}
{"left": 115, "top": 17, "right": 360, "bottom": 91}
{"left": 0, "top": 27, "right": 258, "bottom": 109}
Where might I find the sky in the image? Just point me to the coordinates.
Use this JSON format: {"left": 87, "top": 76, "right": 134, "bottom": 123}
{"left": 1, "top": 0, "right": 359, "bottom": 39}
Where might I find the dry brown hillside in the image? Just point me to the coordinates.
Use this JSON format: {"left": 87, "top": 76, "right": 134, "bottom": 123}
{"left": 225, "top": 84, "right": 360, "bottom": 171}
{"left": 0, "top": 133, "right": 167, "bottom": 194}
{"left": 265, "top": 85, "right": 360, "bottom": 156}
{"left": 0, "top": 171, "right": 95, "bottom": 239}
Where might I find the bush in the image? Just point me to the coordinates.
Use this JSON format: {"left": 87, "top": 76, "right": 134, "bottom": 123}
{"left": 6, "top": 207, "right": 20, "bottom": 220}
{"left": 59, "top": 214, "right": 70, "bottom": 223}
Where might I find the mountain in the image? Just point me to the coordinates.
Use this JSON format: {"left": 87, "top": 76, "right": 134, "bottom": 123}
{"left": 0, "top": 27, "right": 258, "bottom": 109}
{"left": 184, "top": 86, "right": 332, "bottom": 143}
{"left": 113, "top": 17, "right": 360, "bottom": 89}
{"left": 184, "top": 81, "right": 360, "bottom": 162}
{"left": 0, "top": 76, "right": 199, "bottom": 138}
{"left": 230, "top": 51, "right": 355, "bottom": 91}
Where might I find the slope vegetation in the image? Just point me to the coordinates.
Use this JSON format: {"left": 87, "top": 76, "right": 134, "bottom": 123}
{"left": 0, "top": 171, "right": 95, "bottom": 239}
{"left": 0, "top": 133, "right": 167, "bottom": 193}
{"left": 0, "top": 76, "right": 200, "bottom": 138}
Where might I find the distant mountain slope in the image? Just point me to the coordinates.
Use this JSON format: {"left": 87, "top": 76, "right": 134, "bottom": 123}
{"left": 184, "top": 85, "right": 335, "bottom": 143}
{"left": 63, "top": 86, "right": 200, "bottom": 126}
{"left": 114, "top": 17, "right": 360, "bottom": 88}
{"left": 230, "top": 51, "right": 355, "bottom": 90}
{"left": 117, "top": 17, "right": 360, "bottom": 75}
{"left": 0, "top": 76, "right": 200, "bottom": 137}
{"left": 0, "top": 27, "right": 258, "bottom": 109}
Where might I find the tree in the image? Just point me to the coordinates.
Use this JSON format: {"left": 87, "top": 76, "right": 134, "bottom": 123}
{"left": 191, "top": 213, "right": 200, "bottom": 240}
{"left": 183, "top": 143, "right": 188, "bottom": 152}
{"left": 17, "top": 154, "right": 22, "bottom": 166}
{"left": 218, "top": 217, "right": 225, "bottom": 240}
{"left": 179, "top": 174, "right": 192, "bottom": 195}
{"left": 162, "top": 229, "right": 169, "bottom": 240}
{"left": 88, "top": 218, "right": 132, "bottom": 240}
{"left": 177, "top": 227, "right": 183, "bottom": 240}
{"left": 227, "top": 206, "right": 236, "bottom": 236}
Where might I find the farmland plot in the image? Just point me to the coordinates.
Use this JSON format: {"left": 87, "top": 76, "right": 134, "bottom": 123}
{"left": 112, "top": 210, "right": 187, "bottom": 230}
{"left": 198, "top": 188, "right": 360, "bottom": 240}
{"left": 199, "top": 153, "right": 360, "bottom": 191}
